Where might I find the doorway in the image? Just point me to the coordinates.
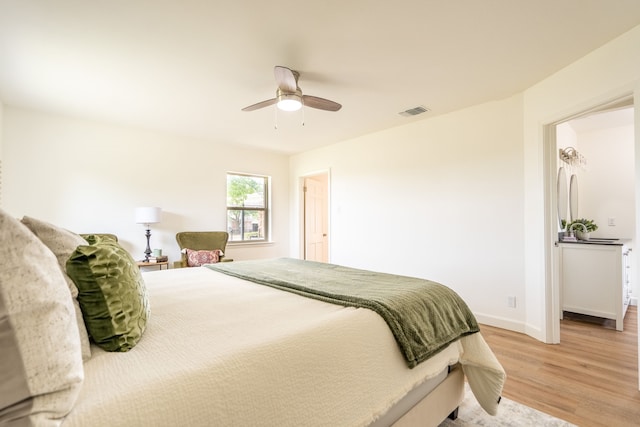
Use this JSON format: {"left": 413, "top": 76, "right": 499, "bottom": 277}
{"left": 302, "top": 172, "right": 329, "bottom": 262}
{"left": 547, "top": 96, "right": 636, "bottom": 344}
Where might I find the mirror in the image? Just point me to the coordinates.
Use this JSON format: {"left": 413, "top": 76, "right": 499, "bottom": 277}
{"left": 569, "top": 174, "right": 579, "bottom": 221}
{"left": 557, "top": 167, "right": 568, "bottom": 229}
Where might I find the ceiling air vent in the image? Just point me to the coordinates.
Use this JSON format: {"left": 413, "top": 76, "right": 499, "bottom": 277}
{"left": 399, "top": 105, "right": 430, "bottom": 117}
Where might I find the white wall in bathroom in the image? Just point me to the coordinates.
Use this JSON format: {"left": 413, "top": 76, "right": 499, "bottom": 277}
{"left": 556, "top": 109, "right": 636, "bottom": 301}
{"left": 575, "top": 116, "right": 636, "bottom": 302}
{"left": 577, "top": 120, "right": 635, "bottom": 240}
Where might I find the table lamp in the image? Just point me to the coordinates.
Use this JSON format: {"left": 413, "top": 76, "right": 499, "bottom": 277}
{"left": 135, "top": 207, "right": 162, "bottom": 262}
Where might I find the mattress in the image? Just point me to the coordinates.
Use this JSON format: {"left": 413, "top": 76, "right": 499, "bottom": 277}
{"left": 62, "top": 267, "right": 503, "bottom": 426}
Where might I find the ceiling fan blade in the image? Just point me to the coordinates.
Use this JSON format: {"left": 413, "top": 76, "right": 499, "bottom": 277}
{"left": 302, "top": 95, "right": 342, "bottom": 112}
{"left": 274, "top": 66, "right": 298, "bottom": 92}
{"left": 241, "top": 98, "right": 277, "bottom": 112}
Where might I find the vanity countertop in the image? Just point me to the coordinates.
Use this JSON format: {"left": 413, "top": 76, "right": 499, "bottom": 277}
{"left": 558, "top": 238, "right": 630, "bottom": 246}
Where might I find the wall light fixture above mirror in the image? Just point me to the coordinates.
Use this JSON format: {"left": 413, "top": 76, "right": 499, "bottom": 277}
{"left": 558, "top": 146, "right": 587, "bottom": 169}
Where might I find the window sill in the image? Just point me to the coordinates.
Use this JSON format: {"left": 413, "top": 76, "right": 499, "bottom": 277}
{"left": 227, "top": 240, "right": 274, "bottom": 247}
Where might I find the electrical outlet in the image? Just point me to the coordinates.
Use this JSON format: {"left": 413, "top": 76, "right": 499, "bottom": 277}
{"left": 608, "top": 217, "right": 616, "bottom": 226}
{"left": 507, "top": 296, "right": 516, "bottom": 308}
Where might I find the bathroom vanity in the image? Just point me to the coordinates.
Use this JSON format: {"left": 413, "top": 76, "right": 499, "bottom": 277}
{"left": 558, "top": 240, "right": 631, "bottom": 331}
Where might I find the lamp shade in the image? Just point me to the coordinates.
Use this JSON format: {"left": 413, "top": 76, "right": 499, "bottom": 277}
{"left": 135, "top": 207, "right": 161, "bottom": 225}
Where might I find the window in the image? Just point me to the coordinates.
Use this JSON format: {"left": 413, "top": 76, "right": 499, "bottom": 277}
{"left": 226, "top": 173, "right": 269, "bottom": 242}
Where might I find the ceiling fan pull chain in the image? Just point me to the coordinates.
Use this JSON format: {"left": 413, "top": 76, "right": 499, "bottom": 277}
{"left": 301, "top": 103, "right": 305, "bottom": 126}
{"left": 274, "top": 105, "right": 278, "bottom": 130}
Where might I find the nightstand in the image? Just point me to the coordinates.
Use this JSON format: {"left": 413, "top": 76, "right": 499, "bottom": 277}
{"left": 137, "top": 261, "right": 169, "bottom": 270}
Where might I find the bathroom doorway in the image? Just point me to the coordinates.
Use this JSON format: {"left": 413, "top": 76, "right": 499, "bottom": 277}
{"left": 546, "top": 95, "right": 636, "bottom": 345}
{"left": 559, "top": 106, "right": 635, "bottom": 328}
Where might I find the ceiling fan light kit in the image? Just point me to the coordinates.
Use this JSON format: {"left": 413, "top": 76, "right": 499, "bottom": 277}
{"left": 242, "top": 66, "right": 341, "bottom": 114}
{"left": 276, "top": 91, "right": 302, "bottom": 111}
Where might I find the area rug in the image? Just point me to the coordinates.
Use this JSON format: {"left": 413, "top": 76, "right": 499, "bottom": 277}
{"left": 439, "top": 384, "right": 576, "bottom": 426}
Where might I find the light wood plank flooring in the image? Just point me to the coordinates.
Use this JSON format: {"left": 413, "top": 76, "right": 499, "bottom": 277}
{"left": 480, "top": 306, "right": 639, "bottom": 427}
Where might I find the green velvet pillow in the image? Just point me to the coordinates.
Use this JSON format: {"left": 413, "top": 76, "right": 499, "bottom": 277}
{"left": 66, "top": 240, "right": 150, "bottom": 352}
{"left": 80, "top": 233, "right": 119, "bottom": 244}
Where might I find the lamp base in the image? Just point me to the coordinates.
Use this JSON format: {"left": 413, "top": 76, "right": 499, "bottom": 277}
{"left": 143, "top": 228, "right": 152, "bottom": 262}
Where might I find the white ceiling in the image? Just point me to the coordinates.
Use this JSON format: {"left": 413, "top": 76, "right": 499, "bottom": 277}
{"left": 1, "top": 1, "right": 639, "bottom": 154}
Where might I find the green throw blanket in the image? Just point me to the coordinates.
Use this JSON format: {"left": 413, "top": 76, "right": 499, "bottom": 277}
{"left": 207, "top": 258, "right": 479, "bottom": 368}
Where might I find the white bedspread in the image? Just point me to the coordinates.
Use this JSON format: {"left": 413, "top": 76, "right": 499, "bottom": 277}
{"left": 63, "top": 267, "right": 504, "bottom": 427}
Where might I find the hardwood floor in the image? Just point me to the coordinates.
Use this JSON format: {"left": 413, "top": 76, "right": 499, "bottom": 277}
{"left": 480, "top": 306, "right": 639, "bottom": 427}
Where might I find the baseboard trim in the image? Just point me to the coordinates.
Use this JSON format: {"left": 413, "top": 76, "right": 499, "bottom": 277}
{"left": 474, "top": 312, "right": 526, "bottom": 334}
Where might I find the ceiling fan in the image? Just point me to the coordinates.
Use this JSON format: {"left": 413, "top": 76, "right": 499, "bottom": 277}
{"left": 242, "top": 66, "right": 342, "bottom": 113}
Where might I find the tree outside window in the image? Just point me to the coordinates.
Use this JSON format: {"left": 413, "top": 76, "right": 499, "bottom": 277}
{"left": 226, "top": 173, "right": 269, "bottom": 242}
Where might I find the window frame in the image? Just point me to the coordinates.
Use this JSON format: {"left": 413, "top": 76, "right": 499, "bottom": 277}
{"left": 226, "top": 172, "right": 270, "bottom": 244}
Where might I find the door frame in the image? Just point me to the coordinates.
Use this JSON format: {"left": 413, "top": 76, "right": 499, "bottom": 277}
{"left": 544, "top": 93, "right": 636, "bottom": 344}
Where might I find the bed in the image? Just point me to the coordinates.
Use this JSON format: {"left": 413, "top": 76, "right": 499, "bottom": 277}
{"left": 0, "top": 212, "right": 506, "bottom": 427}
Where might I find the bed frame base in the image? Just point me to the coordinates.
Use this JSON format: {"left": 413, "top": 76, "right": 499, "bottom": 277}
{"left": 391, "top": 365, "right": 465, "bottom": 427}
{"left": 448, "top": 407, "right": 459, "bottom": 420}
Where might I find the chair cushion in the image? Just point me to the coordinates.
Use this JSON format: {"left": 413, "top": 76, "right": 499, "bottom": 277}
{"left": 66, "top": 239, "right": 150, "bottom": 352}
{"left": 0, "top": 209, "right": 84, "bottom": 425}
{"left": 185, "top": 248, "right": 223, "bottom": 266}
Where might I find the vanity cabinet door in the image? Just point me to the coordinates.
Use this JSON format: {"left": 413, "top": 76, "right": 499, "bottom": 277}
{"left": 560, "top": 244, "right": 625, "bottom": 331}
{"left": 623, "top": 249, "right": 631, "bottom": 315}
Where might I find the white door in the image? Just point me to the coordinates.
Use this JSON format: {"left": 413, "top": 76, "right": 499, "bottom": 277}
{"left": 304, "top": 175, "right": 328, "bottom": 262}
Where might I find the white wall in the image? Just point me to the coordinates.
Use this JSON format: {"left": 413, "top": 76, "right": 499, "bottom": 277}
{"left": 0, "top": 99, "right": 3, "bottom": 207}
{"left": 556, "top": 118, "right": 636, "bottom": 242}
{"left": 2, "top": 107, "right": 290, "bottom": 264}
{"left": 556, "top": 122, "right": 577, "bottom": 153}
{"left": 579, "top": 122, "right": 637, "bottom": 301}
{"left": 523, "top": 24, "right": 640, "bottom": 341}
{"left": 291, "top": 24, "right": 640, "bottom": 340}
{"left": 290, "top": 94, "right": 526, "bottom": 331}
{"left": 578, "top": 123, "right": 635, "bottom": 240}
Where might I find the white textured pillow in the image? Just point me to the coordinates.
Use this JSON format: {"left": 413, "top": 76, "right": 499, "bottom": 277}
{"left": 21, "top": 216, "right": 92, "bottom": 361}
{"left": 0, "top": 209, "right": 84, "bottom": 425}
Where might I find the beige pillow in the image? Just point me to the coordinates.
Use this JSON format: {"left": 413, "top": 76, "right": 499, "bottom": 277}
{"left": 0, "top": 209, "right": 84, "bottom": 424}
{"left": 21, "top": 215, "right": 92, "bottom": 361}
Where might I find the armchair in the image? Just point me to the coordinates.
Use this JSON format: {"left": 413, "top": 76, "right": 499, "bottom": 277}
{"left": 175, "top": 231, "right": 232, "bottom": 268}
